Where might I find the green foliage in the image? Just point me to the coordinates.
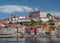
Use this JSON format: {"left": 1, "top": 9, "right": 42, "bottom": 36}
{"left": 49, "top": 22, "right": 54, "bottom": 26}
{"left": 26, "top": 20, "right": 43, "bottom": 27}
{"left": 47, "top": 20, "right": 53, "bottom": 23}
{"left": 47, "top": 13, "right": 52, "bottom": 17}
{"left": 36, "top": 21, "right": 43, "bottom": 25}
{"left": 47, "top": 20, "right": 55, "bottom": 28}
{"left": 26, "top": 20, "right": 36, "bottom": 26}
{"left": 45, "top": 31, "right": 50, "bottom": 35}
{"left": 29, "top": 20, "right": 36, "bottom": 26}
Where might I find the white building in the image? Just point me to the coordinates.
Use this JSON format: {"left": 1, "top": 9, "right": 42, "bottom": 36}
{"left": 29, "top": 11, "right": 49, "bottom": 22}
{"left": 12, "top": 17, "right": 18, "bottom": 23}
{"left": 41, "top": 17, "right": 49, "bottom": 22}
{"left": 40, "top": 11, "right": 47, "bottom": 17}
{"left": 32, "top": 18, "right": 41, "bottom": 21}
{"left": 18, "top": 16, "right": 31, "bottom": 22}
{"left": 29, "top": 11, "right": 47, "bottom": 18}
{"left": 18, "top": 18, "right": 31, "bottom": 22}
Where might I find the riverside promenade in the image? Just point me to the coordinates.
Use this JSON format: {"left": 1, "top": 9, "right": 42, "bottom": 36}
{"left": 0, "top": 33, "right": 60, "bottom": 41}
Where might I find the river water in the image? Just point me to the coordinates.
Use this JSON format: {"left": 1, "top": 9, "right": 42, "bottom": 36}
{"left": 0, "top": 37, "right": 60, "bottom": 43}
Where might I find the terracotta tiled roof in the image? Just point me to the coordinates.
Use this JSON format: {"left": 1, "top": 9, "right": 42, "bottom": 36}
{"left": 0, "top": 20, "right": 6, "bottom": 23}
{"left": 25, "top": 16, "right": 29, "bottom": 18}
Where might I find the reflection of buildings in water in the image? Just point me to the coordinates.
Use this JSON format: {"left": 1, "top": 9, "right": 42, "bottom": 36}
{"left": 18, "top": 38, "right": 25, "bottom": 42}
{"left": 25, "top": 37, "right": 37, "bottom": 43}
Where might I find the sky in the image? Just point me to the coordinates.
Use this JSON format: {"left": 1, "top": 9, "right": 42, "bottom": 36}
{"left": 0, "top": 0, "right": 60, "bottom": 20}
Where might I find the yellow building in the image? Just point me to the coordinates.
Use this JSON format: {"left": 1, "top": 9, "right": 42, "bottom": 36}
{"left": 22, "top": 25, "right": 26, "bottom": 33}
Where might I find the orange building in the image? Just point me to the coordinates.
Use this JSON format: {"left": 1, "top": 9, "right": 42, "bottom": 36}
{"left": 43, "top": 24, "right": 49, "bottom": 30}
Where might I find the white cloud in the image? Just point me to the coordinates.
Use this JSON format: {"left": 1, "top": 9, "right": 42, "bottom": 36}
{"left": 1, "top": 5, "right": 59, "bottom": 17}
{"left": 47, "top": 11, "right": 60, "bottom": 17}
{"left": 0, "top": 5, "right": 33, "bottom": 13}
{"left": 34, "top": 7, "right": 38, "bottom": 11}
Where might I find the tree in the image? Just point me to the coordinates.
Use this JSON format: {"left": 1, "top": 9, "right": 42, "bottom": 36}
{"left": 47, "top": 13, "right": 52, "bottom": 17}
{"left": 47, "top": 20, "right": 55, "bottom": 38}
{"left": 47, "top": 20, "right": 55, "bottom": 28}
{"left": 45, "top": 31, "right": 50, "bottom": 38}
{"left": 36, "top": 20, "right": 43, "bottom": 25}
{"left": 30, "top": 20, "right": 36, "bottom": 26}
{"left": 26, "top": 20, "right": 36, "bottom": 27}
{"left": 39, "top": 21, "right": 43, "bottom": 25}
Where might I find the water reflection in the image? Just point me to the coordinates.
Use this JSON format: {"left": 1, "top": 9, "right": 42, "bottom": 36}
{"left": 25, "top": 37, "right": 37, "bottom": 43}
{"left": 0, "top": 37, "right": 60, "bottom": 43}
{"left": 48, "top": 40, "right": 60, "bottom": 43}
{"left": 25, "top": 37, "right": 60, "bottom": 43}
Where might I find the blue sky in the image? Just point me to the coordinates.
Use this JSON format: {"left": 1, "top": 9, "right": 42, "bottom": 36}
{"left": 0, "top": 0, "right": 60, "bottom": 20}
